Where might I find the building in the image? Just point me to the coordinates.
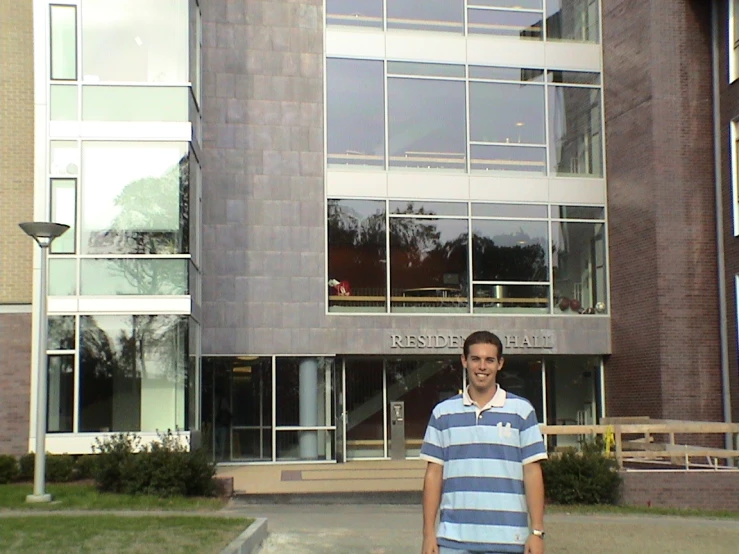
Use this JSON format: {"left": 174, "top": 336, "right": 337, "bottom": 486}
{"left": 0, "top": 0, "right": 736, "bottom": 463}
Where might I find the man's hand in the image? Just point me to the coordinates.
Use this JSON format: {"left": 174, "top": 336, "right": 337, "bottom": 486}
{"left": 524, "top": 534, "right": 544, "bottom": 554}
{"left": 421, "top": 532, "right": 438, "bottom": 554}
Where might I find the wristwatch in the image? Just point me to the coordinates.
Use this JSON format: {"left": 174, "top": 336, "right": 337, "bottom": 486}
{"left": 531, "top": 529, "right": 546, "bottom": 539}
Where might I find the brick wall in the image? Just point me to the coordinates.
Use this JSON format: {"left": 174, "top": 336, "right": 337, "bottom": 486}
{"left": 620, "top": 471, "right": 739, "bottom": 510}
{"left": 716, "top": 0, "right": 739, "bottom": 426}
{"left": 602, "top": 0, "right": 723, "bottom": 422}
{"left": 0, "top": 313, "right": 31, "bottom": 455}
{"left": 0, "top": 0, "right": 34, "bottom": 304}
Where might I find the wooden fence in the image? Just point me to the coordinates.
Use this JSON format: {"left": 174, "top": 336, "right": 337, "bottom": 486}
{"left": 540, "top": 418, "right": 739, "bottom": 470}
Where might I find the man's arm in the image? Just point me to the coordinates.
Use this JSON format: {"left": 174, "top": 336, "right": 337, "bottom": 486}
{"left": 422, "top": 461, "right": 443, "bottom": 554}
{"left": 523, "top": 462, "right": 545, "bottom": 554}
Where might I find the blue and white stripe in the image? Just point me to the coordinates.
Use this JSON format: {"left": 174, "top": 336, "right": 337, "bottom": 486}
{"left": 420, "top": 391, "right": 547, "bottom": 552}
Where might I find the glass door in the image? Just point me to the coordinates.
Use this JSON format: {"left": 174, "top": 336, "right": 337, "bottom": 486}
{"left": 343, "top": 359, "right": 386, "bottom": 459}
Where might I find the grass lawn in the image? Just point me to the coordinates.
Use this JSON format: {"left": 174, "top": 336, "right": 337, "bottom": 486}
{"left": 547, "top": 503, "right": 739, "bottom": 520}
{"left": 0, "top": 514, "right": 252, "bottom": 554}
{"left": 0, "top": 482, "right": 227, "bottom": 511}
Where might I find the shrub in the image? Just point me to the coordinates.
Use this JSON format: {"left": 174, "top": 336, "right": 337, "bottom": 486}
{"left": 0, "top": 454, "right": 19, "bottom": 484}
{"left": 542, "top": 437, "right": 622, "bottom": 505}
{"left": 46, "top": 454, "right": 77, "bottom": 482}
{"left": 92, "top": 430, "right": 216, "bottom": 497}
{"left": 91, "top": 433, "right": 140, "bottom": 494}
{"left": 17, "top": 453, "right": 80, "bottom": 483}
{"left": 74, "top": 455, "right": 96, "bottom": 480}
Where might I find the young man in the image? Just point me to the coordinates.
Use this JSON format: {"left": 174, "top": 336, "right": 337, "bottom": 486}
{"left": 420, "top": 331, "right": 547, "bottom": 554}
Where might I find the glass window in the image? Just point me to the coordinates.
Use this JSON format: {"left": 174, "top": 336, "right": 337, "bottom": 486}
{"left": 467, "top": 8, "right": 543, "bottom": 39}
{"left": 546, "top": 357, "right": 600, "bottom": 447}
{"left": 469, "top": 65, "right": 544, "bottom": 82}
{"left": 548, "top": 86, "right": 603, "bottom": 177}
{"left": 326, "top": 0, "right": 383, "bottom": 28}
{"left": 472, "top": 203, "right": 548, "bottom": 218}
{"left": 552, "top": 222, "right": 607, "bottom": 314}
{"left": 470, "top": 144, "right": 546, "bottom": 174}
{"left": 388, "top": 78, "right": 466, "bottom": 170}
{"left": 81, "top": 0, "right": 188, "bottom": 83}
{"left": 80, "top": 259, "right": 188, "bottom": 295}
{"left": 79, "top": 315, "right": 188, "bottom": 432}
{"left": 328, "top": 200, "right": 386, "bottom": 313}
{"left": 389, "top": 201, "right": 467, "bottom": 216}
{"left": 470, "top": 82, "right": 545, "bottom": 144}
{"left": 469, "top": 0, "right": 542, "bottom": 8}
{"left": 50, "top": 141, "right": 79, "bottom": 176}
{"left": 50, "top": 5, "right": 77, "bottom": 80}
{"left": 473, "top": 283, "right": 549, "bottom": 313}
{"left": 82, "top": 86, "right": 189, "bottom": 121}
{"left": 387, "top": 62, "right": 465, "bottom": 78}
{"left": 275, "top": 357, "right": 335, "bottom": 461}
{"left": 229, "top": 357, "right": 272, "bottom": 461}
{"left": 548, "top": 70, "right": 601, "bottom": 85}
{"left": 390, "top": 217, "right": 469, "bottom": 313}
{"left": 47, "top": 355, "right": 74, "bottom": 433}
{"left": 387, "top": 0, "right": 464, "bottom": 33}
{"left": 552, "top": 205, "right": 605, "bottom": 220}
{"left": 546, "top": 0, "right": 600, "bottom": 43}
{"left": 48, "top": 315, "right": 75, "bottom": 350}
{"left": 327, "top": 59, "right": 385, "bottom": 168}
{"left": 472, "top": 220, "right": 548, "bottom": 282}
{"left": 50, "top": 85, "right": 77, "bottom": 120}
{"left": 49, "top": 258, "right": 77, "bottom": 296}
{"left": 80, "top": 142, "right": 189, "bottom": 254}
{"left": 50, "top": 179, "right": 76, "bottom": 254}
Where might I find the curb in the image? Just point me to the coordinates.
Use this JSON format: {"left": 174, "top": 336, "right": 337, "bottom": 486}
{"left": 230, "top": 491, "right": 423, "bottom": 505}
{"left": 220, "top": 517, "right": 268, "bottom": 554}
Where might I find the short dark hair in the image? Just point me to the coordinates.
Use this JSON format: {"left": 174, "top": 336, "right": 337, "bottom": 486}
{"left": 463, "top": 330, "right": 504, "bottom": 359}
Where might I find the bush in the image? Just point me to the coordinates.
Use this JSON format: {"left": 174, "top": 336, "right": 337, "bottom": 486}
{"left": 92, "top": 430, "right": 216, "bottom": 497}
{"left": 18, "top": 453, "right": 35, "bottom": 482}
{"left": 542, "top": 437, "right": 622, "bottom": 505}
{"left": 46, "top": 454, "right": 77, "bottom": 482}
{"left": 0, "top": 454, "right": 19, "bottom": 484}
{"left": 17, "top": 453, "right": 79, "bottom": 483}
{"left": 74, "top": 455, "right": 96, "bottom": 480}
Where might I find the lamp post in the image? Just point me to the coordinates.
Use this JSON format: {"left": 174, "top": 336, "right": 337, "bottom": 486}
{"left": 19, "top": 222, "right": 69, "bottom": 503}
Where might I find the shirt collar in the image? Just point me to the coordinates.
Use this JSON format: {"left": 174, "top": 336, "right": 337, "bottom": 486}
{"left": 463, "top": 384, "right": 506, "bottom": 410}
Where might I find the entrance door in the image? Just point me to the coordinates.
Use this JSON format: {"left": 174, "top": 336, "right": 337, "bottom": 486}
{"left": 343, "top": 359, "right": 386, "bottom": 459}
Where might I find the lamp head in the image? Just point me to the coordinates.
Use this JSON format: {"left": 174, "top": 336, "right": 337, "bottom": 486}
{"left": 19, "top": 222, "right": 70, "bottom": 248}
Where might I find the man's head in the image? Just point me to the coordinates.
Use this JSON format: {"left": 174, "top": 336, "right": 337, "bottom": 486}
{"left": 462, "top": 331, "right": 504, "bottom": 395}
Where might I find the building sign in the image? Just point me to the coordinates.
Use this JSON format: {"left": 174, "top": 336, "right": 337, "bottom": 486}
{"left": 390, "top": 332, "right": 555, "bottom": 350}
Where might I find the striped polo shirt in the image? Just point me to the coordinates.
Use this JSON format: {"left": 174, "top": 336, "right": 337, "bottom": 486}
{"left": 420, "top": 386, "right": 547, "bottom": 553}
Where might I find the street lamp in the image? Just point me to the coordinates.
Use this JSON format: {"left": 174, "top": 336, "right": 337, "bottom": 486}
{"left": 19, "top": 222, "right": 69, "bottom": 503}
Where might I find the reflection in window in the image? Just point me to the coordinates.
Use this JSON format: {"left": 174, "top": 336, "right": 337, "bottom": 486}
{"left": 47, "top": 355, "right": 74, "bottom": 433}
{"left": 51, "top": 179, "right": 76, "bottom": 254}
{"left": 80, "top": 259, "right": 188, "bottom": 295}
{"left": 469, "top": 82, "right": 545, "bottom": 144}
{"left": 82, "top": 86, "right": 189, "bottom": 122}
{"left": 548, "top": 86, "right": 602, "bottom": 176}
{"left": 467, "top": 7, "right": 543, "bottom": 39}
{"left": 275, "top": 357, "right": 334, "bottom": 461}
{"left": 388, "top": 78, "right": 466, "bottom": 170}
{"left": 472, "top": 220, "right": 549, "bottom": 313}
{"left": 80, "top": 142, "right": 189, "bottom": 254}
{"left": 390, "top": 217, "right": 469, "bottom": 313}
{"left": 50, "top": 141, "right": 79, "bottom": 176}
{"left": 546, "top": 0, "right": 600, "bottom": 43}
{"left": 552, "top": 222, "right": 607, "bottom": 315}
{"left": 48, "top": 316, "right": 75, "bottom": 350}
{"left": 81, "top": 0, "right": 188, "bottom": 83}
{"left": 387, "top": 0, "right": 464, "bottom": 33}
{"left": 546, "top": 357, "right": 600, "bottom": 448}
{"left": 50, "top": 5, "right": 77, "bottom": 80}
{"left": 229, "top": 357, "right": 272, "bottom": 461}
{"left": 496, "top": 357, "right": 543, "bottom": 421}
{"left": 328, "top": 200, "right": 387, "bottom": 312}
{"left": 327, "top": 59, "right": 385, "bottom": 168}
{"left": 326, "top": 0, "right": 383, "bottom": 28}
{"left": 79, "top": 315, "right": 188, "bottom": 432}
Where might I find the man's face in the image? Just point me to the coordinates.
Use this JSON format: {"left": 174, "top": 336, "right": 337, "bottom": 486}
{"left": 462, "top": 342, "right": 504, "bottom": 393}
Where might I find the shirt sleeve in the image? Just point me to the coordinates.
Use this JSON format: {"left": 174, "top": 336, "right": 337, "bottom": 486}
{"left": 419, "top": 408, "right": 445, "bottom": 465}
{"left": 520, "top": 406, "right": 548, "bottom": 465}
